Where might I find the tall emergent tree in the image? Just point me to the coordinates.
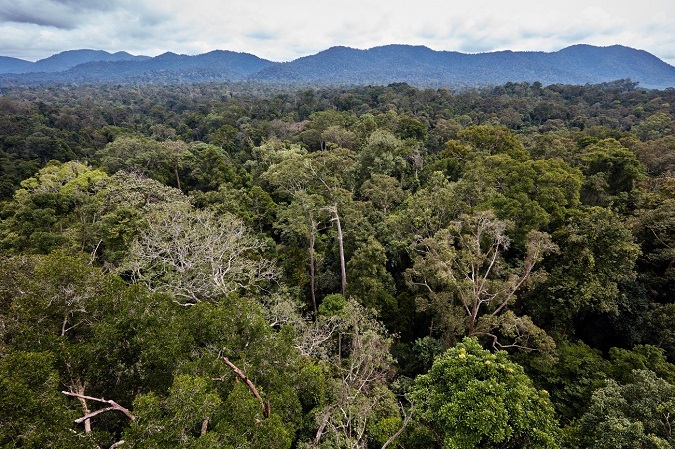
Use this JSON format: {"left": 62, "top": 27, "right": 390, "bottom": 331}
{"left": 407, "top": 211, "right": 557, "bottom": 351}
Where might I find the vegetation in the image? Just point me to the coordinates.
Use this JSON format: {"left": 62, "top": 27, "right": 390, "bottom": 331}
{"left": 0, "top": 79, "right": 674, "bottom": 448}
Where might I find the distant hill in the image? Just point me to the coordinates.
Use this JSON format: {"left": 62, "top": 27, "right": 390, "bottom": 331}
{"left": 0, "top": 50, "right": 276, "bottom": 84}
{"left": 33, "top": 49, "right": 150, "bottom": 72}
{"left": 1, "top": 44, "right": 674, "bottom": 89}
{"left": 0, "top": 49, "right": 150, "bottom": 74}
{"left": 250, "top": 44, "right": 675, "bottom": 89}
{"left": 0, "top": 56, "right": 35, "bottom": 74}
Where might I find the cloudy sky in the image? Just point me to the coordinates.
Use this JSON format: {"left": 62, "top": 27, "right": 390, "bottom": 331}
{"left": 1, "top": 0, "right": 674, "bottom": 65}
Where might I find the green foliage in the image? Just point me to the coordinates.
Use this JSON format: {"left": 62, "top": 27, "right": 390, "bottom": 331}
{"left": 92, "top": 171, "right": 190, "bottom": 263}
{"left": 580, "top": 370, "right": 675, "bottom": 448}
{"left": 407, "top": 210, "right": 557, "bottom": 352}
{"left": 360, "top": 174, "right": 407, "bottom": 215}
{"left": 387, "top": 172, "right": 468, "bottom": 253}
{"left": 0, "top": 351, "right": 90, "bottom": 449}
{"left": 459, "top": 154, "right": 583, "bottom": 240}
{"left": 528, "top": 206, "right": 640, "bottom": 335}
{"left": 608, "top": 345, "right": 675, "bottom": 384}
{"left": 124, "top": 375, "right": 223, "bottom": 448}
{"left": 1, "top": 81, "right": 674, "bottom": 448}
{"left": 0, "top": 252, "right": 119, "bottom": 352}
{"left": 184, "top": 142, "right": 250, "bottom": 191}
{"left": 518, "top": 340, "right": 609, "bottom": 424}
{"left": 346, "top": 236, "right": 396, "bottom": 311}
{"left": 216, "top": 383, "right": 293, "bottom": 449}
{"left": 457, "top": 125, "right": 529, "bottom": 160}
{"left": 580, "top": 138, "right": 646, "bottom": 209}
{"left": 318, "top": 293, "right": 347, "bottom": 316}
{"left": 632, "top": 177, "right": 675, "bottom": 304}
{"left": 96, "top": 135, "right": 186, "bottom": 186}
{"left": 0, "top": 160, "right": 107, "bottom": 254}
{"left": 396, "top": 116, "right": 428, "bottom": 142}
{"left": 640, "top": 304, "right": 675, "bottom": 362}
{"left": 411, "top": 338, "right": 560, "bottom": 449}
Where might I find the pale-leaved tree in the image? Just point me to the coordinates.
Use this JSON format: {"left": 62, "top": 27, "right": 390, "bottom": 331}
{"left": 407, "top": 210, "right": 557, "bottom": 352}
{"left": 122, "top": 203, "right": 277, "bottom": 304}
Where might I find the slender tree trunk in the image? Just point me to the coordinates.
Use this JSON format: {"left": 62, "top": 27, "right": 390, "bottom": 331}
{"left": 331, "top": 205, "right": 347, "bottom": 296}
{"left": 72, "top": 380, "right": 92, "bottom": 433}
{"left": 174, "top": 159, "right": 181, "bottom": 191}
{"left": 309, "top": 225, "right": 317, "bottom": 315}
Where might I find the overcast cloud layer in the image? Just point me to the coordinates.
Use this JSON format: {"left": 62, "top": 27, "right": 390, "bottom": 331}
{"left": 0, "top": 0, "right": 673, "bottom": 65}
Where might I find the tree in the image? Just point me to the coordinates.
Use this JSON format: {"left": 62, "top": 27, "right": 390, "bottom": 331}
{"left": 274, "top": 191, "right": 329, "bottom": 314}
{"left": 96, "top": 135, "right": 172, "bottom": 183}
{"left": 0, "top": 351, "right": 91, "bottom": 449}
{"left": 0, "top": 160, "right": 107, "bottom": 255}
{"left": 122, "top": 375, "right": 223, "bottom": 448}
{"left": 632, "top": 177, "right": 675, "bottom": 304}
{"left": 321, "top": 125, "right": 359, "bottom": 150}
{"left": 517, "top": 340, "right": 609, "bottom": 425}
{"left": 184, "top": 142, "right": 250, "bottom": 192}
{"left": 456, "top": 125, "right": 529, "bottom": 161}
{"left": 407, "top": 211, "right": 557, "bottom": 351}
{"left": 91, "top": 171, "right": 192, "bottom": 264}
{"left": 457, "top": 155, "right": 583, "bottom": 240}
{"left": 346, "top": 236, "right": 397, "bottom": 320}
{"left": 263, "top": 148, "right": 359, "bottom": 299}
{"left": 0, "top": 253, "right": 143, "bottom": 447}
{"left": 360, "top": 174, "right": 407, "bottom": 216}
{"left": 640, "top": 304, "right": 675, "bottom": 362}
{"left": 411, "top": 338, "right": 560, "bottom": 449}
{"left": 580, "top": 370, "right": 675, "bottom": 449}
{"left": 580, "top": 138, "right": 645, "bottom": 209}
{"left": 300, "top": 297, "right": 407, "bottom": 449}
{"left": 635, "top": 112, "right": 674, "bottom": 140}
{"left": 122, "top": 203, "right": 277, "bottom": 304}
{"left": 386, "top": 172, "right": 468, "bottom": 260}
{"left": 527, "top": 207, "right": 640, "bottom": 337}
{"left": 358, "top": 129, "right": 408, "bottom": 183}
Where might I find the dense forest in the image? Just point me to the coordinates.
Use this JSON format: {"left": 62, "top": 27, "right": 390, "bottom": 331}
{"left": 1, "top": 79, "right": 674, "bottom": 448}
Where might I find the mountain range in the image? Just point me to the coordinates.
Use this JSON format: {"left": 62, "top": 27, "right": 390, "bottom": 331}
{"left": 1, "top": 44, "right": 674, "bottom": 89}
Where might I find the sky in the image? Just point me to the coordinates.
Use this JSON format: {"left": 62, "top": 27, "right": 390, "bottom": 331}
{"left": 0, "top": 0, "right": 674, "bottom": 65}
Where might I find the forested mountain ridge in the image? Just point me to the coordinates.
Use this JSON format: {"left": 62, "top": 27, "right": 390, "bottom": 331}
{"left": 1, "top": 80, "right": 675, "bottom": 448}
{"left": 0, "top": 49, "right": 276, "bottom": 84}
{"left": 0, "top": 49, "right": 150, "bottom": 74}
{"left": 1, "top": 44, "right": 674, "bottom": 88}
{"left": 250, "top": 44, "right": 675, "bottom": 89}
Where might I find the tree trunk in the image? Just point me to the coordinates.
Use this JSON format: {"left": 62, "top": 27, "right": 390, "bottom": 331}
{"left": 174, "top": 159, "right": 181, "bottom": 191}
{"left": 309, "top": 225, "right": 317, "bottom": 316}
{"left": 72, "top": 381, "right": 92, "bottom": 433}
{"left": 311, "top": 404, "right": 338, "bottom": 449}
{"left": 331, "top": 205, "right": 347, "bottom": 297}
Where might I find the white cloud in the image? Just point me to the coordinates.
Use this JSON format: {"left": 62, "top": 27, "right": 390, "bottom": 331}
{"left": 0, "top": 0, "right": 673, "bottom": 65}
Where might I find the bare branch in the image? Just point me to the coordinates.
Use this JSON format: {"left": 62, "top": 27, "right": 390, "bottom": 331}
{"left": 381, "top": 401, "right": 414, "bottom": 449}
{"left": 62, "top": 391, "right": 135, "bottom": 422}
{"left": 220, "top": 357, "right": 270, "bottom": 418}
